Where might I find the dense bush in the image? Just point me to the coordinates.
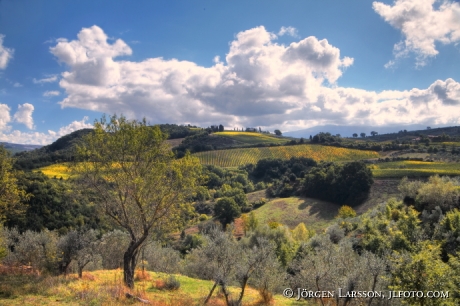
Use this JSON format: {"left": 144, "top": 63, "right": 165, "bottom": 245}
{"left": 250, "top": 157, "right": 317, "bottom": 182}
{"left": 302, "top": 161, "right": 373, "bottom": 206}
{"left": 6, "top": 172, "right": 106, "bottom": 234}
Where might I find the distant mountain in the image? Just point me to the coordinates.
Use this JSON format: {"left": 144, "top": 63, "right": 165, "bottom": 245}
{"left": 284, "top": 124, "right": 452, "bottom": 138}
{"left": 1, "top": 142, "right": 43, "bottom": 154}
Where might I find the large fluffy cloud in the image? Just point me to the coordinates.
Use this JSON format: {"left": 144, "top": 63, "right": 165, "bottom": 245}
{"left": 373, "top": 0, "right": 460, "bottom": 67}
{"left": 0, "top": 34, "right": 14, "bottom": 70}
{"left": 51, "top": 25, "right": 354, "bottom": 128}
{"left": 13, "top": 103, "right": 35, "bottom": 129}
{"left": 50, "top": 25, "right": 460, "bottom": 132}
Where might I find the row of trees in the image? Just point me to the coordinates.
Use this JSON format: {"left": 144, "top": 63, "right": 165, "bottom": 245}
{"left": 352, "top": 131, "right": 378, "bottom": 138}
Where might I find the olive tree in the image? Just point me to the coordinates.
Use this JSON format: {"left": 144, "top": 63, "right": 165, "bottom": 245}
{"left": 73, "top": 115, "right": 201, "bottom": 288}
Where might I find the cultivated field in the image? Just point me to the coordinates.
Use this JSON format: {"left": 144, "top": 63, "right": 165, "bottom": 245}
{"left": 194, "top": 145, "right": 379, "bottom": 167}
{"left": 370, "top": 160, "right": 460, "bottom": 178}
{"left": 214, "top": 131, "right": 288, "bottom": 145}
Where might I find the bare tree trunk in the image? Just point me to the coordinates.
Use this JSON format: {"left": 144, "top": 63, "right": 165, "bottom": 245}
{"left": 237, "top": 276, "right": 249, "bottom": 304}
{"left": 123, "top": 233, "right": 147, "bottom": 288}
{"left": 78, "top": 261, "right": 90, "bottom": 278}
{"left": 368, "top": 274, "right": 378, "bottom": 306}
{"left": 59, "top": 261, "right": 71, "bottom": 277}
{"left": 221, "top": 282, "right": 231, "bottom": 306}
{"left": 315, "top": 276, "right": 325, "bottom": 306}
{"left": 123, "top": 243, "right": 138, "bottom": 288}
{"left": 204, "top": 281, "right": 218, "bottom": 304}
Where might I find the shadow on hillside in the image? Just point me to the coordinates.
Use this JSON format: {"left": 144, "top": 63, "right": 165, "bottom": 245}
{"left": 298, "top": 198, "right": 340, "bottom": 220}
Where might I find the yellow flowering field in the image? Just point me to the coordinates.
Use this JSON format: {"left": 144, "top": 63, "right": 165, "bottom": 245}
{"left": 194, "top": 144, "right": 379, "bottom": 167}
{"left": 34, "top": 163, "right": 72, "bottom": 179}
{"left": 371, "top": 160, "right": 460, "bottom": 178}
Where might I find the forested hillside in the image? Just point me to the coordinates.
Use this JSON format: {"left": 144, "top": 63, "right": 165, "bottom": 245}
{"left": 2, "top": 119, "right": 460, "bottom": 305}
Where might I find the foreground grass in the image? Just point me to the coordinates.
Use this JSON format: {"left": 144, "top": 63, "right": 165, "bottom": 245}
{"left": 0, "top": 269, "right": 306, "bottom": 306}
{"left": 194, "top": 145, "right": 379, "bottom": 168}
{"left": 370, "top": 160, "right": 460, "bottom": 178}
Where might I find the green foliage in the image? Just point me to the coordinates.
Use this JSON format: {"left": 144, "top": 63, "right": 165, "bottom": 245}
{"left": 399, "top": 175, "right": 460, "bottom": 213}
{"left": 336, "top": 205, "right": 357, "bottom": 219}
{"left": 157, "top": 123, "right": 200, "bottom": 139}
{"left": 214, "top": 197, "right": 241, "bottom": 227}
{"left": 3, "top": 228, "right": 60, "bottom": 274}
{"left": 0, "top": 146, "right": 28, "bottom": 224}
{"left": 0, "top": 224, "right": 6, "bottom": 260}
{"left": 389, "top": 242, "right": 457, "bottom": 305}
{"left": 437, "top": 208, "right": 460, "bottom": 259}
{"left": 252, "top": 157, "right": 317, "bottom": 182}
{"left": 6, "top": 171, "right": 105, "bottom": 233}
{"left": 291, "top": 223, "right": 310, "bottom": 242}
{"left": 241, "top": 211, "right": 259, "bottom": 234}
{"left": 303, "top": 161, "right": 373, "bottom": 205}
{"left": 311, "top": 132, "right": 342, "bottom": 144}
{"left": 247, "top": 224, "right": 296, "bottom": 266}
{"left": 163, "top": 275, "right": 181, "bottom": 290}
{"left": 74, "top": 114, "right": 201, "bottom": 288}
{"left": 358, "top": 199, "right": 422, "bottom": 254}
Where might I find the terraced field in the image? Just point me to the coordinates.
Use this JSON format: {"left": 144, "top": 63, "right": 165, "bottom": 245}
{"left": 370, "top": 160, "right": 460, "bottom": 178}
{"left": 214, "top": 131, "right": 288, "bottom": 145}
{"left": 194, "top": 144, "right": 379, "bottom": 167}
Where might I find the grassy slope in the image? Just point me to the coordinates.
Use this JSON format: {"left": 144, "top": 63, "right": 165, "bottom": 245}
{"left": 0, "top": 269, "right": 307, "bottom": 306}
{"left": 246, "top": 178, "right": 403, "bottom": 232}
{"left": 194, "top": 144, "right": 379, "bottom": 168}
{"left": 250, "top": 196, "right": 339, "bottom": 232}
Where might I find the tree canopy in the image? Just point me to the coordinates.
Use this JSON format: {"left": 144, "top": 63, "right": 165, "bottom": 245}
{"left": 73, "top": 115, "right": 201, "bottom": 288}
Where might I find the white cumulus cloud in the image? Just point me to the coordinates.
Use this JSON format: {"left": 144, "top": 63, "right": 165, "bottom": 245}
{"left": 33, "top": 75, "right": 58, "bottom": 84}
{"left": 51, "top": 25, "right": 354, "bottom": 128}
{"left": 278, "top": 26, "right": 299, "bottom": 38}
{"left": 13, "top": 103, "right": 35, "bottom": 129}
{"left": 0, "top": 116, "right": 93, "bottom": 145}
{"left": 0, "top": 34, "right": 14, "bottom": 70}
{"left": 373, "top": 0, "right": 460, "bottom": 67}
{"left": 48, "top": 25, "right": 460, "bottom": 132}
{"left": 0, "top": 104, "right": 12, "bottom": 131}
{"left": 43, "top": 90, "right": 60, "bottom": 97}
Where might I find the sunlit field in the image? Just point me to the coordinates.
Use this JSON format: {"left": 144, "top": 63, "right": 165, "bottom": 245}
{"left": 214, "top": 131, "right": 288, "bottom": 145}
{"left": 370, "top": 160, "right": 460, "bottom": 178}
{"left": 194, "top": 145, "right": 379, "bottom": 167}
{"left": 34, "top": 163, "right": 72, "bottom": 179}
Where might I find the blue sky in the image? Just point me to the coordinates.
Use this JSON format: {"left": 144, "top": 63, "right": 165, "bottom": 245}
{"left": 0, "top": 0, "right": 460, "bottom": 144}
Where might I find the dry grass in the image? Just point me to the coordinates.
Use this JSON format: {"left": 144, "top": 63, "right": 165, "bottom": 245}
{"left": 0, "top": 269, "right": 306, "bottom": 305}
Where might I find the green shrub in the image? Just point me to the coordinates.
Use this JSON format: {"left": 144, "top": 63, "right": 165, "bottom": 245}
{"left": 163, "top": 275, "right": 180, "bottom": 290}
